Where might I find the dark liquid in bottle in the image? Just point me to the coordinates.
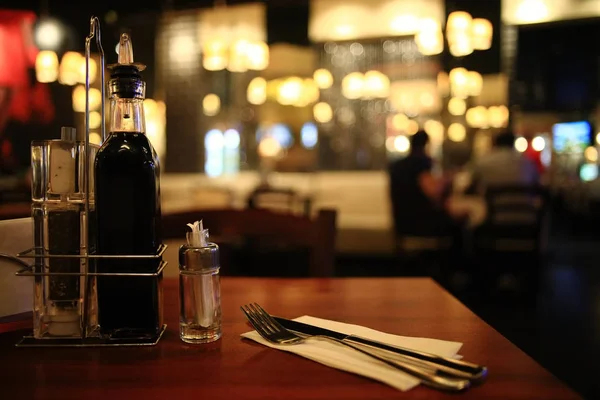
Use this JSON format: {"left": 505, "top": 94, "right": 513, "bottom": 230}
{"left": 95, "top": 132, "right": 162, "bottom": 336}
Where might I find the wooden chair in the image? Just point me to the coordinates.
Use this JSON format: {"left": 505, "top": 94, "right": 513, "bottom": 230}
{"left": 247, "top": 185, "right": 311, "bottom": 216}
{"left": 162, "top": 208, "right": 336, "bottom": 277}
{"left": 475, "top": 185, "right": 548, "bottom": 253}
{"left": 473, "top": 185, "right": 548, "bottom": 296}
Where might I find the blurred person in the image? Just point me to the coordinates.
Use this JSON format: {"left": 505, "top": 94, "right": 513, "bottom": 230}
{"left": 468, "top": 131, "right": 540, "bottom": 194}
{"left": 388, "top": 130, "right": 462, "bottom": 238}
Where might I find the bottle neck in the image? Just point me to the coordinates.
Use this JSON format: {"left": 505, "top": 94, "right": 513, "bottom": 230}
{"left": 109, "top": 97, "right": 145, "bottom": 134}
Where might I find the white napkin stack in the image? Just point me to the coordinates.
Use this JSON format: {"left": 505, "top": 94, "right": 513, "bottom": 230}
{"left": 241, "top": 315, "right": 463, "bottom": 392}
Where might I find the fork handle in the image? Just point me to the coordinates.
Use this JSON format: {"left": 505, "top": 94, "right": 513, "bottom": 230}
{"left": 311, "top": 336, "right": 470, "bottom": 392}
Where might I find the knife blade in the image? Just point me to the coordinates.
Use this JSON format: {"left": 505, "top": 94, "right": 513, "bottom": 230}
{"left": 273, "top": 316, "right": 487, "bottom": 381}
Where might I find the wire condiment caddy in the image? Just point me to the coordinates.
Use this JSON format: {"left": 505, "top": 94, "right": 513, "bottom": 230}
{"left": 0, "top": 17, "right": 167, "bottom": 347}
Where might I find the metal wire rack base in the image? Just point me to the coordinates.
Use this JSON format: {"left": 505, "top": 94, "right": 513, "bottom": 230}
{"left": 0, "top": 245, "right": 168, "bottom": 347}
{"left": 16, "top": 324, "right": 167, "bottom": 347}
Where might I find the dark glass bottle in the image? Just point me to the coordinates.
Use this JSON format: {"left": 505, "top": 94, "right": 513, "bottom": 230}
{"left": 94, "top": 33, "right": 162, "bottom": 336}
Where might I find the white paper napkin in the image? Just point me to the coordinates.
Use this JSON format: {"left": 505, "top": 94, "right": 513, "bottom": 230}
{"left": 241, "top": 315, "right": 463, "bottom": 392}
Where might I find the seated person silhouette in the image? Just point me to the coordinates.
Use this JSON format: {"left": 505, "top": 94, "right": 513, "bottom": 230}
{"left": 468, "top": 131, "right": 539, "bottom": 194}
{"left": 388, "top": 130, "right": 460, "bottom": 238}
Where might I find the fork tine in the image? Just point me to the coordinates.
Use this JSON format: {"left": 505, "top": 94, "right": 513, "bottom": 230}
{"left": 241, "top": 305, "right": 273, "bottom": 341}
{"left": 242, "top": 304, "right": 265, "bottom": 330}
{"left": 253, "top": 303, "right": 286, "bottom": 332}
{"left": 248, "top": 303, "right": 279, "bottom": 334}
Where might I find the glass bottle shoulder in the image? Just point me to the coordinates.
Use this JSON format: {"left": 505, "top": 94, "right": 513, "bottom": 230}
{"left": 96, "top": 132, "right": 158, "bottom": 165}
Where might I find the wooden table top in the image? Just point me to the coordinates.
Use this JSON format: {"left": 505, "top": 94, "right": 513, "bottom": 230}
{"left": 0, "top": 277, "right": 580, "bottom": 400}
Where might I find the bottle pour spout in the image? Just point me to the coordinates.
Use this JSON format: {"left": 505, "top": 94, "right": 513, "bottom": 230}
{"left": 108, "top": 32, "right": 146, "bottom": 98}
{"left": 117, "top": 33, "right": 134, "bottom": 65}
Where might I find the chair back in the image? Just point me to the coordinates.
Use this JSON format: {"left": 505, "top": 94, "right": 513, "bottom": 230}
{"left": 247, "top": 186, "right": 310, "bottom": 215}
{"left": 162, "top": 208, "right": 336, "bottom": 277}
{"left": 479, "top": 185, "right": 547, "bottom": 251}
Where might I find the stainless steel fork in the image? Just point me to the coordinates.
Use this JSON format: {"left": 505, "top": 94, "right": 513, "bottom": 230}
{"left": 241, "top": 303, "right": 470, "bottom": 392}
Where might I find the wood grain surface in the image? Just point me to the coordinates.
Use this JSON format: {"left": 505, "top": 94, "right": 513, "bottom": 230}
{"left": 0, "top": 277, "right": 580, "bottom": 400}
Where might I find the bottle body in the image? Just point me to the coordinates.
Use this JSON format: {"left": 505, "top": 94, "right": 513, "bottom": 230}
{"left": 94, "top": 132, "right": 163, "bottom": 335}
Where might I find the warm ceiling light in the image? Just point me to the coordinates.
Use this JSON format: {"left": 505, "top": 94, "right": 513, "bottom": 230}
{"left": 471, "top": 18, "right": 493, "bottom": 50}
{"left": 202, "top": 38, "right": 228, "bottom": 71}
{"left": 467, "top": 71, "right": 483, "bottom": 96}
{"left": 466, "top": 106, "right": 488, "bottom": 128}
{"left": 448, "top": 98, "right": 466, "bottom": 116}
{"left": 515, "top": 137, "right": 528, "bottom": 152}
{"left": 258, "top": 136, "right": 282, "bottom": 158}
{"left": 246, "top": 41, "right": 269, "bottom": 71}
{"left": 35, "top": 18, "right": 63, "bottom": 50}
{"left": 299, "top": 78, "right": 320, "bottom": 107}
{"left": 89, "top": 132, "right": 102, "bottom": 145}
{"left": 446, "top": 11, "right": 472, "bottom": 44}
{"left": 585, "top": 146, "right": 598, "bottom": 163}
{"left": 424, "top": 120, "right": 444, "bottom": 140}
{"left": 531, "top": 136, "right": 546, "bottom": 152}
{"left": 313, "top": 68, "right": 334, "bottom": 89}
{"left": 406, "top": 120, "right": 419, "bottom": 135}
{"left": 437, "top": 71, "right": 450, "bottom": 97}
{"left": 88, "top": 111, "right": 102, "bottom": 129}
{"left": 77, "top": 57, "right": 97, "bottom": 85}
{"left": 72, "top": 85, "right": 101, "bottom": 113}
{"left": 247, "top": 77, "right": 267, "bottom": 105}
{"left": 394, "top": 135, "right": 410, "bottom": 152}
{"left": 227, "top": 39, "right": 250, "bottom": 73}
{"left": 392, "top": 113, "right": 409, "bottom": 131}
{"left": 202, "top": 93, "right": 221, "bottom": 116}
{"left": 313, "top": 102, "right": 333, "bottom": 123}
{"left": 449, "top": 35, "right": 473, "bottom": 57}
{"left": 488, "top": 106, "right": 509, "bottom": 128}
{"left": 449, "top": 68, "right": 470, "bottom": 98}
{"left": 35, "top": 51, "right": 59, "bottom": 83}
{"left": 59, "top": 52, "right": 83, "bottom": 86}
{"left": 363, "top": 70, "right": 390, "bottom": 99}
{"left": 415, "top": 29, "right": 443, "bottom": 56}
{"left": 277, "top": 77, "right": 303, "bottom": 105}
{"left": 341, "top": 72, "right": 364, "bottom": 100}
{"left": 448, "top": 123, "right": 466, "bottom": 142}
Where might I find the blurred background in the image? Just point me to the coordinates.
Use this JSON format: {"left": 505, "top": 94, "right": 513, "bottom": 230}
{"left": 0, "top": 0, "right": 599, "bottom": 396}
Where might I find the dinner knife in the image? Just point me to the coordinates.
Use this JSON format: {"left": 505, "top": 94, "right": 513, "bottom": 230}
{"left": 273, "top": 316, "right": 487, "bottom": 381}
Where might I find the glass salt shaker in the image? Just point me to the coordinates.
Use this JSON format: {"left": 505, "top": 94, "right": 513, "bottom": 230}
{"left": 179, "top": 221, "right": 222, "bottom": 344}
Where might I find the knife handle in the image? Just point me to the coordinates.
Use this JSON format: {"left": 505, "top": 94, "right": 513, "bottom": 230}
{"left": 345, "top": 335, "right": 487, "bottom": 381}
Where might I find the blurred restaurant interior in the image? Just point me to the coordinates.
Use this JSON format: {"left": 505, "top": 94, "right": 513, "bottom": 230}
{"left": 0, "top": 0, "right": 599, "bottom": 397}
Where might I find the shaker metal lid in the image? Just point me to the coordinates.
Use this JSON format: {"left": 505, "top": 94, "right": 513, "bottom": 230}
{"left": 60, "top": 126, "right": 77, "bottom": 141}
{"left": 179, "top": 243, "right": 220, "bottom": 272}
